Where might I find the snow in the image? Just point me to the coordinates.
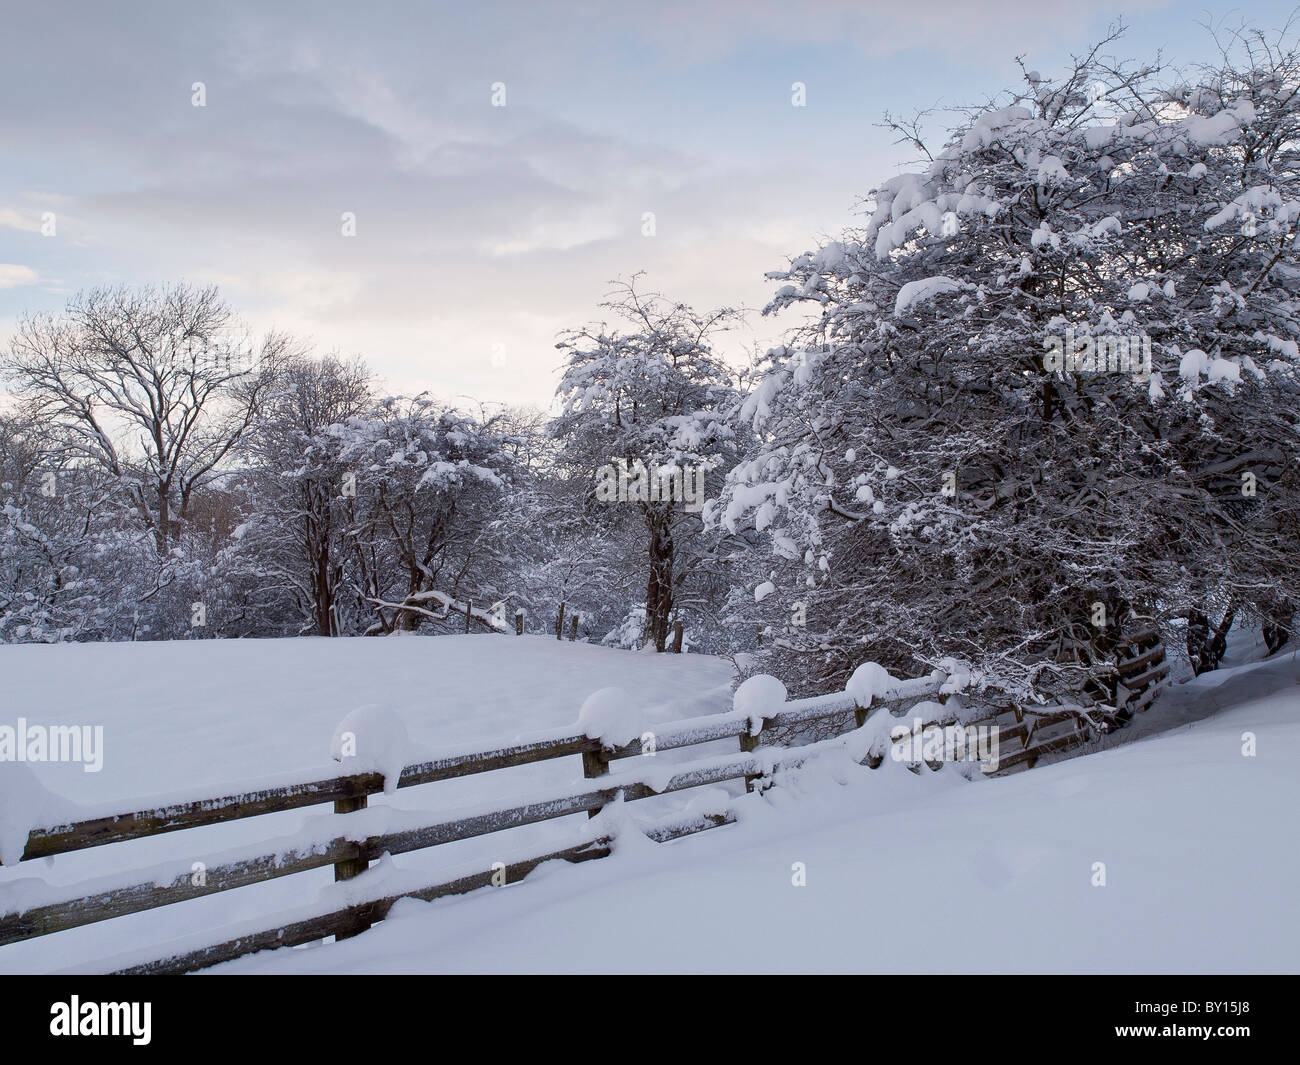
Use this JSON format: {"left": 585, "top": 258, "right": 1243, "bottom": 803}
{"left": 576, "top": 687, "right": 644, "bottom": 748}
{"left": 936, "top": 657, "right": 970, "bottom": 694}
{"left": 1207, "top": 357, "right": 1241, "bottom": 386}
{"left": 893, "top": 276, "right": 964, "bottom": 316}
{"left": 210, "top": 648, "right": 1300, "bottom": 974}
{"left": 3, "top": 631, "right": 1299, "bottom": 974}
{"left": 1182, "top": 105, "right": 1249, "bottom": 147}
{"left": 1179, "top": 348, "right": 1209, "bottom": 381}
{"left": 0, "top": 762, "right": 75, "bottom": 867}
{"left": 0, "top": 635, "right": 733, "bottom": 972}
{"left": 845, "top": 661, "right": 901, "bottom": 707}
{"left": 959, "top": 105, "right": 1032, "bottom": 152}
{"left": 1031, "top": 223, "right": 1059, "bottom": 250}
{"left": 753, "top": 580, "right": 775, "bottom": 603}
{"left": 732, "top": 675, "right": 787, "bottom": 735}
{"left": 1036, "top": 155, "right": 1070, "bottom": 186}
{"left": 330, "top": 706, "right": 420, "bottom": 796}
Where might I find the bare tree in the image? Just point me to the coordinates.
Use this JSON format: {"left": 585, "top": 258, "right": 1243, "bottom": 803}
{"left": 4, "top": 283, "right": 292, "bottom": 550}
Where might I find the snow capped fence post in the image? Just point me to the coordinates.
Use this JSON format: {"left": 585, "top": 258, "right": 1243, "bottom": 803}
{"left": 733, "top": 676, "right": 787, "bottom": 792}
{"left": 577, "top": 688, "right": 637, "bottom": 820}
{"left": 671, "top": 619, "right": 683, "bottom": 653}
{"left": 569, "top": 613, "right": 579, "bottom": 641}
{"left": 851, "top": 699, "right": 883, "bottom": 766}
{"left": 326, "top": 706, "right": 416, "bottom": 941}
{"left": 515, "top": 608, "right": 524, "bottom": 636}
{"left": 465, "top": 600, "right": 473, "bottom": 633}
{"left": 556, "top": 601, "right": 565, "bottom": 641}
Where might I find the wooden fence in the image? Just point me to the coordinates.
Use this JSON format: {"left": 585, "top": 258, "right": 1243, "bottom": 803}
{"left": 0, "top": 646, "right": 1170, "bottom": 974}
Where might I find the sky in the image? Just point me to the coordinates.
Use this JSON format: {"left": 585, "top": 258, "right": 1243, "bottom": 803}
{"left": 2, "top": 0, "right": 1297, "bottom": 408}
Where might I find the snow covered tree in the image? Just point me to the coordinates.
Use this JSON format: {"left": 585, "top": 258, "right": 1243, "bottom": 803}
{"left": 340, "top": 395, "right": 516, "bottom": 635}
{"left": 551, "top": 278, "right": 744, "bottom": 651}
{"left": 237, "top": 354, "right": 373, "bottom": 636}
{"left": 719, "top": 22, "right": 1300, "bottom": 702}
{"left": 0, "top": 412, "right": 111, "bottom": 640}
{"left": 0, "top": 410, "right": 203, "bottom": 642}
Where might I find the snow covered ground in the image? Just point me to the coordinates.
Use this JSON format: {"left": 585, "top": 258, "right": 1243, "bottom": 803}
{"left": 2, "top": 633, "right": 1297, "bottom": 974}
{"left": 0, "top": 634, "right": 733, "bottom": 973}
{"left": 210, "top": 648, "right": 1300, "bottom": 974}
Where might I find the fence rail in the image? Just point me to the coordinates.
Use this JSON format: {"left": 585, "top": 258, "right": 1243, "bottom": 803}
{"left": 0, "top": 645, "right": 1170, "bottom": 974}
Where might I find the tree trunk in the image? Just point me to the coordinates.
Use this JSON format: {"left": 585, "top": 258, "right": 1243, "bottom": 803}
{"left": 1263, "top": 617, "right": 1289, "bottom": 656}
{"left": 644, "top": 510, "right": 674, "bottom": 652}
{"left": 397, "top": 570, "right": 423, "bottom": 630}
{"left": 1187, "top": 606, "right": 1235, "bottom": 675}
{"left": 312, "top": 545, "right": 333, "bottom": 637}
{"left": 155, "top": 489, "right": 171, "bottom": 552}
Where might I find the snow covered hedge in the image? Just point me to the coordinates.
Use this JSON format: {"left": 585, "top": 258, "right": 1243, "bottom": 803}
{"left": 718, "top": 25, "right": 1300, "bottom": 700}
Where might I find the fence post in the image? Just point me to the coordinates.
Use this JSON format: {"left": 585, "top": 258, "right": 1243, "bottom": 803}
{"left": 739, "top": 725, "right": 762, "bottom": 792}
{"left": 515, "top": 608, "right": 524, "bottom": 636}
{"left": 581, "top": 745, "right": 609, "bottom": 819}
{"left": 556, "top": 601, "right": 565, "bottom": 641}
{"left": 850, "top": 700, "right": 888, "bottom": 767}
{"left": 333, "top": 793, "right": 371, "bottom": 939}
{"left": 924, "top": 693, "right": 947, "bottom": 771}
{"left": 465, "top": 600, "right": 472, "bottom": 633}
{"left": 569, "top": 613, "right": 579, "bottom": 641}
{"left": 671, "top": 619, "right": 683, "bottom": 653}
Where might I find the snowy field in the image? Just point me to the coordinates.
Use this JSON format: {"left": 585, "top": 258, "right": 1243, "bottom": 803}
{"left": 2, "top": 633, "right": 1298, "bottom": 974}
{"left": 222, "top": 648, "right": 1300, "bottom": 975}
{"left": 0, "top": 634, "right": 733, "bottom": 973}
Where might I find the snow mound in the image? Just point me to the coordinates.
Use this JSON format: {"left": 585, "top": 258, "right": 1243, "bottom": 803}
{"left": 894, "top": 276, "right": 964, "bottom": 316}
{"left": 936, "top": 657, "right": 971, "bottom": 694}
{"left": 577, "top": 687, "right": 643, "bottom": 747}
{"left": 330, "top": 705, "right": 415, "bottom": 795}
{"left": 733, "top": 674, "right": 787, "bottom": 735}
{"left": 0, "top": 762, "right": 74, "bottom": 866}
{"left": 846, "top": 661, "right": 901, "bottom": 708}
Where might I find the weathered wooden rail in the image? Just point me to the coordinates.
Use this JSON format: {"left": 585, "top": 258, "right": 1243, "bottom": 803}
{"left": 0, "top": 647, "right": 1170, "bottom": 974}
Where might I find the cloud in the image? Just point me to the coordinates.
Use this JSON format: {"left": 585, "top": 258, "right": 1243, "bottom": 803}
{"left": 0, "top": 0, "right": 1185, "bottom": 404}
{"left": 0, "top": 265, "right": 39, "bottom": 289}
{"left": 0, "top": 209, "right": 41, "bottom": 233}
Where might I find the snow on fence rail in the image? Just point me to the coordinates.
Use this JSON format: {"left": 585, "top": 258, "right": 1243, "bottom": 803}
{"left": 0, "top": 650, "right": 1168, "bottom": 973}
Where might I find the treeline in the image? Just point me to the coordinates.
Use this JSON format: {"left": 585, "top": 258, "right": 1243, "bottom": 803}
{"left": 0, "top": 279, "right": 746, "bottom": 653}
{"left": 5, "top": 22, "right": 1300, "bottom": 707}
